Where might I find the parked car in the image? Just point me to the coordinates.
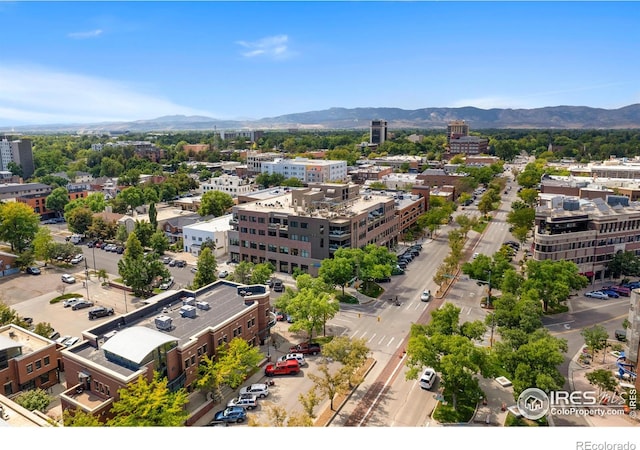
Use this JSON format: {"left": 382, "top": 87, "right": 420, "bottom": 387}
{"left": 64, "top": 337, "right": 80, "bottom": 347}
{"left": 168, "top": 259, "right": 176, "bottom": 267}
{"left": 159, "top": 277, "right": 175, "bottom": 290}
{"left": 213, "top": 406, "right": 247, "bottom": 424}
{"left": 70, "top": 254, "right": 84, "bottom": 264}
{"left": 239, "top": 383, "right": 269, "bottom": 398}
{"left": 61, "top": 274, "right": 76, "bottom": 284}
{"left": 603, "top": 285, "right": 631, "bottom": 296}
{"left": 420, "top": 290, "right": 432, "bottom": 302}
{"left": 265, "top": 359, "right": 300, "bottom": 376}
{"left": 275, "top": 311, "right": 286, "bottom": 321}
{"left": 26, "top": 266, "right": 41, "bottom": 275}
{"left": 227, "top": 394, "right": 258, "bottom": 410}
{"left": 175, "top": 260, "right": 186, "bottom": 268}
{"left": 218, "top": 270, "right": 229, "bottom": 278}
{"left": 88, "top": 306, "right": 114, "bottom": 320}
{"left": 278, "top": 352, "right": 307, "bottom": 367}
{"left": 116, "top": 246, "right": 125, "bottom": 254}
{"left": 272, "top": 279, "right": 284, "bottom": 292}
{"left": 419, "top": 367, "right": 437, "bottom": 390}
{"left": 56, "top": 335, "right": 71, "bottom": 345}
{"left": 48, "top": 331, "right": 60, "bottom": 341}
{"left": 397, "top": 261, "right": 408, "bottom": 270}
{"left": 374, "top": 276, "right": 391, "bottom": 283}
{"left": 585, "top": 291, "right": 608, "bottom": 300}
{"left": 391, "top": 265, "right": 405, "bottom": 275}
{"left": 63, "top": 297, "right": 81, "bottom": 308}
{"left": 615, "top": 329, "right": 627, "bottom": 341}
{"left": 162, "top": 256, "right": 172, "bottom": 264}
{"left": 72, "top": 299, "right": 94, "bottom": 310}
{"left": 289, "top": 342, "right": 321, "bottom": 355}
{"left": 600, "top": 289, "right": 620, "bottom": 298}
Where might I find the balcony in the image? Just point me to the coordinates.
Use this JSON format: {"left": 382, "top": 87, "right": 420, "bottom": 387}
{"left": 229, "top": 218, "right": 238, "bottom": 225}
{"left": 61, "top": 384, "right": 113, "bottom": 414}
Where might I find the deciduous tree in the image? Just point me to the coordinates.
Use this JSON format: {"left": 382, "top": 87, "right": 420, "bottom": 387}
{"left": 198, "top": 191, "right": 234, "bottom": 217}
{"left": 193, "top": 247, "right": 217, "bottom": 288}
{"left": 0, "top": 202, "right": 40, "bottom": 252}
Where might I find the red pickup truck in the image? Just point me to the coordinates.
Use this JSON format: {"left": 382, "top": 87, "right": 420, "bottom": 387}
{"left": 289, "top": 342, "right": 322, "bottom": 355}
{"left": 264, "top": 360, "right": 300, "bottom": 376}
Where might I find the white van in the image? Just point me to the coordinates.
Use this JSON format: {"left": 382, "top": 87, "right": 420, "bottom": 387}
{"left": 419, "top": 367, "right": 437, "bottom": 390}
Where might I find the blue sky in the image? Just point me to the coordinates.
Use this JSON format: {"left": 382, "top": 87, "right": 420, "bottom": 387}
{"left": 1, "top": 1, "right": 639, "bottom": 126}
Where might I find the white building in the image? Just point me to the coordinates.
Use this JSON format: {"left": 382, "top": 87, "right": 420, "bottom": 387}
{"left": 183, "top": 214, "right": 233, "bottom": 259}
{"left": 0, "top": 137, "right": 12, "bottom": 172}
{"left": 261, "top": 157, "right": 348, "bottom": 183}
{"left": 200, "top": 174, "right": 253, "bottom": 197}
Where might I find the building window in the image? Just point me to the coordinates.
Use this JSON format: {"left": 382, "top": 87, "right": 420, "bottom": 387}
{"left": 35, "top": 360, "right": 42, "bottom": 370}
{"left": 301, "top": 222, "right": 308, "bottom": 229}
{"left": 202, "top": 344, "right": 207, "bottom": 354}
{"left": 44, "top": 356, "right": 50, "bottom": 366}
{"left": 301, "top": 250, "right": 309, "bottom": 258}
{"left": 26, "top": 363, "right": 33, "bottom": 374}
{"left": 191, "top": 355, "right": 196, "bottom": 365}
{"left": 197, "top": 347, "right": 202, "bottom": 356}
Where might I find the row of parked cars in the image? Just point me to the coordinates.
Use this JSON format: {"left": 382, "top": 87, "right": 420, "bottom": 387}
{"left": 585, "top": 281, "right": 640, "bottom": 299}
{"left": 397, "top": 243, "right": 423, "bottom": 271}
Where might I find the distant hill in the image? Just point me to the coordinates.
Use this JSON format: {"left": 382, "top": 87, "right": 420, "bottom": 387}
{"left": 5, "top": 104, "right": 640, "bottom": 133}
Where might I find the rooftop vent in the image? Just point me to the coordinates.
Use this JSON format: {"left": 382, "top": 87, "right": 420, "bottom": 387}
{"left": 155, "top": 315, "right": 173, "bottom": 331}
{"left": 606, "top": 195, "right": 629, "bottom": 207}
{"left": 180, "top": 305, "right": 197, "bottom": 318}
{"left": 196, "top": 301, "right": 210, "bottom": 310}
{"left": 562, "top": 198, "right": 580, "bottom": 211}
{"left": 182, "top": 297, "right": 196, "bottom": 306}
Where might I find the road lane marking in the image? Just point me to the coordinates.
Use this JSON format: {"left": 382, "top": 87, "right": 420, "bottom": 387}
{"left": 368, "top": 333, "right": 376, "bottom": 343}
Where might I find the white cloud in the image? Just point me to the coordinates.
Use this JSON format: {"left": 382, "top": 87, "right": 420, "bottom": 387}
{"left": 68, "top": 29, "right": 104, "bottom": 39}
{"left": 236, "top": 34, "right": 295, "bottom": 60}
{"left": 0, "top": 64, "right": 215, "bottom": 125}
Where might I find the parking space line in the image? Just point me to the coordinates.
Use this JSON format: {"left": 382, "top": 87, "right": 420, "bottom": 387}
{"left": 387, "top": 337, "right": 395, "bottom": 347}
{"left": 378, "top": 335, "right": 386, "bottom": 345}
{"left": 351, "top": 330, "right": 359, "bottom": 338}
{"left": 359, "top": 331, "right": 368, "bottom": 339}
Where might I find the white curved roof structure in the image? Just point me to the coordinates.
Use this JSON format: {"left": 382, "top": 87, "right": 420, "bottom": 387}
{"left": 101, "top": 326, "right": 177, "bottom": 364}
{"left": 0, "top": 335, "right": 21, "bottom": 352}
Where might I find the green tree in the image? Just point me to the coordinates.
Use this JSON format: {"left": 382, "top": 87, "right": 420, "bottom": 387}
{"left": 116, "top": 224, "right": 129, "bottom": 243}
{"left": 287, "top": 288, "right": 340, "bottom": 340}
{"left": 33, "top": 322, "right": 55, "bottom": 339}
{"left": 506, "top": 207, "right": 535, "bottom": 234}
{"left": 522, "top": 259, "right": 588, "bottom": 312}
{"left": 85, "top": 192, "right": 107, "bottom": 213}
{"left": 198, "top": 191, "right": 234, "bottom": 217}
{"left": 196, "top": 337, "right": 263, "bottom": 400}
{"left": 14, "top": 388, "right": 52, "bottom": 412}
{"left": 0, "top": 302, "right": 30, "bottom": 327}
{"left": 250, "top": 262, "right": 274, "bottom": 285}
{"left": 321, "top": 336, "right": 370, "bottom": 387}
{"left": 133, "top": 220, "right": 155, "bottom": 248}
{"left": 0, "top": 202, "right": 40, "bottom": 252}
{"left": 118, "top": 233, "right": 169, "bottom": 297}
{"left": 607, "top": 251, "right": 640, "bottom": 278}
{"left": 45, "top": 187, "right": 69, "bottom": 217}
{"left": 193, "top": 247, "right": 218, "bottom": 288}
{"left": 32, "top": 227, "right": 55, "bottom": 263}
{"left": 231, "top": 261, "right": 254, "bottom": 284}
{"left": 107, "top": 373, "right": 189, "bottom": 426}
{"left": 63, "top": 408, "right": 102, "bottom": 427}
{"left": 149, "top": 230, "right": 169, "bottom": 255}
{"left": 7, "top": 161, "right": 23, "bottom": 178}
{"left": 581, "top": 325, "right": 609, "bottom": 359}
{"left": 586, "top": 369, "right": 619, "bottom": 397}
{"left": 148, "top": 202, "right": 158, "bottom": 230}
{"left": 308, "top": 361, "right": 350, "bottom": 411}
{"left": 119, "top": 186, "right": 145, "bottom": 213}
{"left": 65, "top": 207, "right": 93, "bottom": 235}
{"left": 319, "top": 256, "right": 355, "bottom": 297}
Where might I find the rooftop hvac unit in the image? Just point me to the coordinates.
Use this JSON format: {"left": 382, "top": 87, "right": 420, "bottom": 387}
{"left": 180, "top": 305, "right": 197, "bottom": 318}
{"left": 182, "top": 297, "right": 196, "bottom": 306}
{"left": 155, "top": 315, "right": 173, "bottom": 331}
{"left": 550, "top": 196, "right": 564, "bottom": 209}
{"left": 196, "top": 301, "right": 210, "bottom": 310}
{"left": 607, "top": 195, "right": 629, "bottom": 207}
{"left": 562, "top": 198, "right": 580, "bottom": 211}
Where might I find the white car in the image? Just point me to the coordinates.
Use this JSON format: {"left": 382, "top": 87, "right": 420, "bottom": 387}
{"left": 70, "top": 254, "right": 84, "bottom": 264}
{"left": 419, "top": 367, "right": 437, "bottom": 390}
{"left": 63, "top": 297, "right": 81, "bottom": 308}
{"left": 218, "top": 270, "right": 229, "bottom": 278}
{"left": 239, "top": 383, "right": 269, "bottom": 398}
{"left": 159, "top": 277, "right": 175, "bottom": 290}
{"left": 420, "top": 290, "right": 431, "bottom": 302}
{"left": 61, "top": 274, "right": 76, "bottom": 284}
{"left": 585, "top": 291, "right": 608, "bottom": 300}
{"left": 278, "top": 352, "right": 307, "bottom": 367}
{"left": 227, "top": 394, "right": 258, "bottom": 410}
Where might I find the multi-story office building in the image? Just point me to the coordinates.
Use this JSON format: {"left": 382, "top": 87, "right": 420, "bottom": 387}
{"left": 219, "top": 130, "right": 264, "bottom": 142}
{"left": 0, "top": 183, "right": 51, "bottom": 201}
{"left": 446, "top": 120, "right": 469, "bottom": 144}
{"left": 246, "top": 151, "right": 282, "bottom": 175}
{"left": 200, "top": 174, "right": 253, "bottom": 197}
{"left": 0, "top": 324, "right": 60, "bottom": 397}
{"left": 0, "top": 137, "right": 34, "bottom": 178}
{"left": 448, "top": 135, "right": 489, "bottom": 155}
{"left": 533, "top": 194, "right": 640, "bottom": 282}
{"left": 370, "top": 120, "right": 388, "bottom": 145}
{"left": 229, "top": 184, "right": 406, "bottom": 275}
{"left": 183, "top": 214, "right": 233, "bottom": 258}
{"left": 59, "top": 281, "right": 272, "bottom": 422}
{"left": 261, "top": 157, "right": 348, "bottom": 183}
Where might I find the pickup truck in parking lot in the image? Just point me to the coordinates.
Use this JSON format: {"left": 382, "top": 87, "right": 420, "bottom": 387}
{"left": 289, "top": 342, "right": 321, "bottom": 355}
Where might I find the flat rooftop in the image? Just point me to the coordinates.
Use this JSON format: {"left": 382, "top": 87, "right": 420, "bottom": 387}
{"left": 0, "top": 325, "right": 53, "bottom": 354}
{"left": 68, "top": 281, "right": 265, "bottom": 378}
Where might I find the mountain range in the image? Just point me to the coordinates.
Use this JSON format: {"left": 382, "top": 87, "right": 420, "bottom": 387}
{"left": 5, "top": 104, "right": 640, "bottom": 133}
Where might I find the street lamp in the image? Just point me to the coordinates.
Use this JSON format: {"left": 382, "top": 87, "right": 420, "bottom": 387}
{"left": 92, "top": 245, "right": 97, "bottom": 274}
{"left": 84, "top": 259, "right": 90, "bottom": 300}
